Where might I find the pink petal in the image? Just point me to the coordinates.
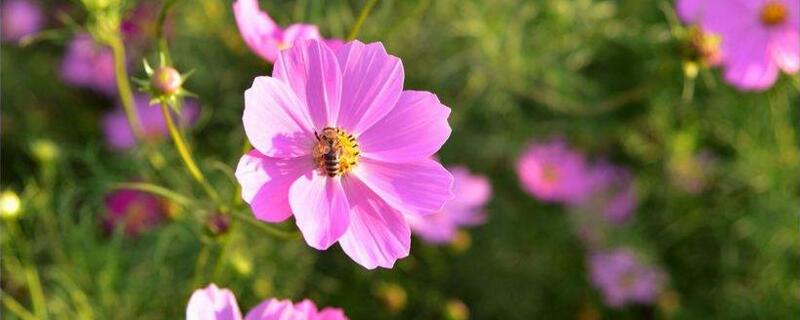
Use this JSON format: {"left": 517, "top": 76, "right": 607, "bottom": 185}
{"left": 244, "top": 298, "right": 295, "bottom": 320}
{"left": 288, "top": 173, "right": 350, "bottom": 250}
{"left": 354, "top": 158, "right": 454, "bottom": 216}
{"left": 335, "top": 41, "right": 404, "bottom": 134}
{"left": 235, "top": 150, "right": 312, "bottom": 223}
{"left": 232, "top": 0, "right": 282, "bottom": 62}
{"left": 293, "top": 299, "right": 319, "bottom": 317}
{"left": 186, "top": 284, "right": 243, "bottom": 320}
{"left": 273, "top": 40, "right": 342, "bottom": 129}
{"left": 243, "top": 76, "right": 315, "bottom": 158}
{"left": 676, "top": 0, "right": 703, "bottom": 23}
{"left": 338, "top": 176, "right": 411, "bottom": 269}
{"left": 723, "top": 29, "right": 779, "bottom": 91}
{"left": 770, "top": 28, "right": 800, "bottom": 73}
{"left": 317, "top": 308, "right": 348, "bottom": 320}
{"left": 447, "top": 166, "right": 492, "bottom": 210}
{"left": 282, "top": 24, "right": 323, "bottom": 47}
{"left": 407, "top": 212, "right": 458, "bottom": 244}
{"left": 358, "top": 91, "right": 451, "bottom": 163}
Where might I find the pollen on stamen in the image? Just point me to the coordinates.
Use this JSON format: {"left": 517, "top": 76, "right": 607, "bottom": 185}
{"left": 760, "top": 1, "right": 787, "bottom": 26}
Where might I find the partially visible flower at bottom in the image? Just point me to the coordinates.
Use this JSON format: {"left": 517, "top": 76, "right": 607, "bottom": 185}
{"left": 588, "top": 249, "right": 665, "bottom": 308}
{"left": 60, "top": 33, "right": 118, "bottom": 96}
{"left": 516, "top": 138, "right": 594, "bottom": 204}
{"left": 103, "top": 187, "right": 166, "bottom": 237}
{"left": 1, "top": 0, "right": 43, "bottom": 43}
{"left": 186, "top": 283, "right": 348, "bottom": 320}
{"left": 407, "top": 166, "right": 491, "bottom": 244}
{"left": 101, "top": 94, "right": 200, "bottom": 150}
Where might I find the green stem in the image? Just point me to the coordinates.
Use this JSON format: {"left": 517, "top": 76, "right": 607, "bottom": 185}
{"left": 1, "top": 292, "right": 38, "bottom": 320}
{"left": 108, "top": 36, "right": 144, "bottom": 140}
{"left": 156, "top": 0, "right": 181, "bottom": 64}
{"left": 160, "top": 102, "right": 221, "bottom": 205}
{"left": 25, "top": 267, "right": 47, "bottom": 319}
{"left": 346, "top": 0, "right": 380, "bottom": 41}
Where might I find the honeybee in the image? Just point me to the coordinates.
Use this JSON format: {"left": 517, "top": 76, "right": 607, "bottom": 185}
{"left": 314, "top": 127, "right": 359, "bottom": 177}
{"left": 314, "top": 127, "right": 344, "bottom": 177}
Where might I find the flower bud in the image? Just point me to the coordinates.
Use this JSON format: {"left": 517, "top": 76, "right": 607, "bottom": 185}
{"left": 444, "top": 299, "right": 469, "bottom": 320}
{"left": 30, "top": 139, "right": 59, "bottom": 163}
{"left": 0, "top": 190, "right": 22, "bottom": 219}
{"left": 150, "top": 66, "right": 182, "bottom": 95}
{"left": 205, "top": 212, "right": 231, "bottom": 236}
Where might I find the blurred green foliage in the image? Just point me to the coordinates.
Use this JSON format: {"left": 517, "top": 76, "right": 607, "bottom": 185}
{"left": 2, "top": 0, "right": 799, "bottom": 319}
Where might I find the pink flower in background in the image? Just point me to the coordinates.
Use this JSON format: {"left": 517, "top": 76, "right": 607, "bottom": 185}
{"left": 60, "top": 34, "right": 118, "bottom": 96}
{"left": 1, "top": 0, "right": 43, "bottom": 43}
{"left": 516, "top": 138, "right": 594, "bottom": 204}
{"left": 186, "top": 284, "right": 348, "bottom": 320}
{"left": 233, "top": 0, "right": 343, "bottom": 63}
{"left": 583, "top": 162, "right": 638, "bottom": 225}
{"left": 407, "top": 166, "right": 491, "bottom": 244}
{"left": 677, "top": 0, "right": 799, "bottom": 90}
{"left": 186, "top": 284, "right": 242, "bottom": 320}
{"left": 236, "top": 40, "right": 453, "bottom": 269}
{"left": 103, "top": 188, "right": 165, "bottom": 237}
{"left": 588, "top": 249, "right": 665, "bottom": 308}
{"left": 101, "top": 94, "right": 200, "bottom": 150}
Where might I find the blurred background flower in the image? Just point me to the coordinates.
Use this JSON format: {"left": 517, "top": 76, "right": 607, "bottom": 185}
{"left": 1, "top": 0, "right": 43, "bottom": 43}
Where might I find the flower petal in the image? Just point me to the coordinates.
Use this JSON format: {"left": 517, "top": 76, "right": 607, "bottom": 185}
{"left": 273, "top": 40, "right": 342, "bottom": 128}
{"left": 235, "top": 150, "right": 312, "bottom": 223}
{"left": 289, "top": 173, "right": 350, "bottom": 250}
{"left": 282, "top": 24, "right": 322, "bottom": 47}
{"left": 243, "top": 76, "right": 315, "bottom": 158}
{"left": 335, "top": 41, "right": 404, "bottom": 134}
{"left": 338, "top": 175, "right": 411, "bottom": 269}
{"left": 232, "top": 0, "right": 282, "bottom": 62}
{"left": 770, "top": 28, "right": 800, "bottom": 73}
{"left": 243, "top": 299, "right": 295, "bottom": 320}
{"left": 358, "top": 91, "right": 451, "bottom": 163}
{"left": 722, "top": 29, "right": 779, "bottom": 91}
{"left": 354, "top": 158, "right": 454, "bottom": 216}
{"left": 186, "top": 284, "right": 243, "bottom": 320}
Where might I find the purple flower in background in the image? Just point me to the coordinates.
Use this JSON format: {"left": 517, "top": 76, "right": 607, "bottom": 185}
{"left": 588, "top": 249, "right": 665, "bottom": 308}
{"left": 186, "top": 283, "right": 348, "bottom": 320}
{"left": 60, "top": 34, "right": 118, "bottom": 96}
{"left": 407, "top": 166, "right": 491, "bottom": 244}
{"left": 677, "top": 0, "right": 799, "bottom": 90}
{"left": 103, "top": 188, "right": 166, "bottom": 237}
{"left": 516, "top": 138, "right": 594, "bottom": 204}
{"left": 1, "top": 0, "right": 43, "bottom": 43}
{"left": 232, "top": 0, "right": 342, "bottom": 63}
{"left": 101, "top": 94, "right": 200, "bottom": 150}
{"left": 583, "top": 162, "right": 638, "bottom": 225}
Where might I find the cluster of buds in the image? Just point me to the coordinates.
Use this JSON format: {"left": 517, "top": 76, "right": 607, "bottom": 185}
{"left": 680, "top": 26, "right": 722, "bottom": 79}
{"left": 135, "top": 54, "right": 195, "bottom": 112}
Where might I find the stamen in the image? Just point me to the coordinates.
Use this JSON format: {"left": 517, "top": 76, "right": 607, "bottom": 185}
{"left": 761, "top": 1, "right": 787, "bottom": 26}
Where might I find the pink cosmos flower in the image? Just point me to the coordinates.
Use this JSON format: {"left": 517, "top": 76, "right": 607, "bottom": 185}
{"left": 516, "top": 138, "right": 594, "bottom": 204}
{"left": 101, "top": 94, "right": 200, "bottom": 150}
{"left": 235, "top": 39, "right": 453, "bottom": 269}
{"left": 588, "top": 249, "right": 665, "bottom": 308}
{"left": 186, "top": 284, "right": 347, "bottom": 320}
{"left": 1, "top": 0, "right": 43, "bottom": 43}
{"left": 60, "top": 33, "right": 118, "bottom": 96}
{"left": 233, "top": 0, "right": 343, "bottom": 63}
{"left": 103, "top": 187, "right": 165, "bottom": 237}
{"left": 407, "top": 166, "right": 491, "bottom": 244}
{"left": 677, "top": 0, "right": 799, "bottom": 90}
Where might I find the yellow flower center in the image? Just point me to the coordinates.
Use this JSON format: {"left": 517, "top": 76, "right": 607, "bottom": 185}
{"left": 541, "top": 165, "right": 560, "bottom": 184}
{"left": 313, "top": 127, "right": 361, "bottom": 177}
{"left": 760, "top": 1, "right": 787, "bottom": 26}
{"left": 277, "top": 41, "right": 291, "bottom": 50}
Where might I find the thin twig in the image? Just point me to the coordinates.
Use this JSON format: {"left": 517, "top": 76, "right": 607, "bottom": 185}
{"left": 346, "top": 0, "right": 380, "bottom": 41}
